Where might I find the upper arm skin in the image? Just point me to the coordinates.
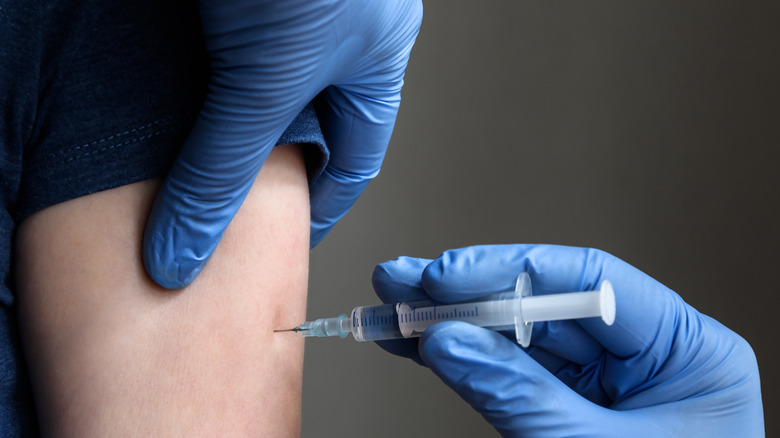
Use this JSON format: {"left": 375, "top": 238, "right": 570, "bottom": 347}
{"left": 15, "top": 144, "right": 309, "bottom": 437}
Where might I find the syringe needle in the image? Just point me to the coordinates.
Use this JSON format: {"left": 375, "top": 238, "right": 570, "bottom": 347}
{"left": 274, "top": 327, "right": 303, "bottom": 333}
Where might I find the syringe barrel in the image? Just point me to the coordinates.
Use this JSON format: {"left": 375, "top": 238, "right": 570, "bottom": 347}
{"left": 396, "top": 292, "right": 519, "bottom": 338}
{"left": 349, "top": 294, "right": 518, "bottom": 342}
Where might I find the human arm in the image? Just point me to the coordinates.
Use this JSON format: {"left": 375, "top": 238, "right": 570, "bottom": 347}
{"left": 15, "top": 144, "right": 309, "bottom": 437}
{"left": 142, "top": 0, "right": 423, "bottom": 289}
{"left": 372, "top": 244, "right": 765, "bottom": 437}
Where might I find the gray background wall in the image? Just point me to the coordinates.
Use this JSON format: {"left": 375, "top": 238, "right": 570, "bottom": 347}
{"left": 304, "top": 1, "right": 779, "bottom": 436}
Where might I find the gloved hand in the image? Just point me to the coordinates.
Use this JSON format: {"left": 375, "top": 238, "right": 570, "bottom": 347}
{"left": 143, "top": 0, "right": 423, "bottom": 288}
{"left": 372, "top": 244, "right": 764, "bottom": 437}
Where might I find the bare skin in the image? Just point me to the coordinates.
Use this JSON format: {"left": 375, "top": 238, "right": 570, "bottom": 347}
{"left": 15, "top": 144, "right": 308, "bottom": 437}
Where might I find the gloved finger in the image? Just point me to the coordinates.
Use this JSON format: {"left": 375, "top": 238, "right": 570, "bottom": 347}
{"left": 142, "top": 1, "right": 330, "bottom": 288}
{"left": 309, "top": 84, "right": 400, "bottom": 247}
{"left": 527, "top": 320, "right": 603, "bottom": 365}
{"left": 308, "top": 0, "right": 422, "bottom": 246}
{"left": 374, "top": 339, "right": 423, "bottom": 366}
{"left": 142, "top": 95, "right": 310, "bottom": 288}
{"left": 372, "top": 256, "right": 432, "bottom": 303}
{"left": 524, "top": 320, "right": 612, "bottom": 405}
{"left": 521, "top": 345, "right": 570, "bottom": 374}
{"left": 420, "top": 244, "right": 591, "bottom": 303}
{"left": 419, "top": 321, "right": 636, "bottom": 437}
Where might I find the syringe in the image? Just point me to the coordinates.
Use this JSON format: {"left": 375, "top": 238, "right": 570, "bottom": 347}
{"left": 275, "top": 273, "right": 615, "bottom": 347}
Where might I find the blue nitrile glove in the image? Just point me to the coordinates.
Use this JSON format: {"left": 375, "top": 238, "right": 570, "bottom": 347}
{"left": 143, "top": 0, "right": 423, "bottom": 288}
{"left": 372, "top": 244, "right": 764, "bottom": 437}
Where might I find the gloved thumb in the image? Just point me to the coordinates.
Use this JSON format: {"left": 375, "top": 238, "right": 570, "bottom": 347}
{"left": 419, "top": 322, "right": 637, "bottom": 437}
